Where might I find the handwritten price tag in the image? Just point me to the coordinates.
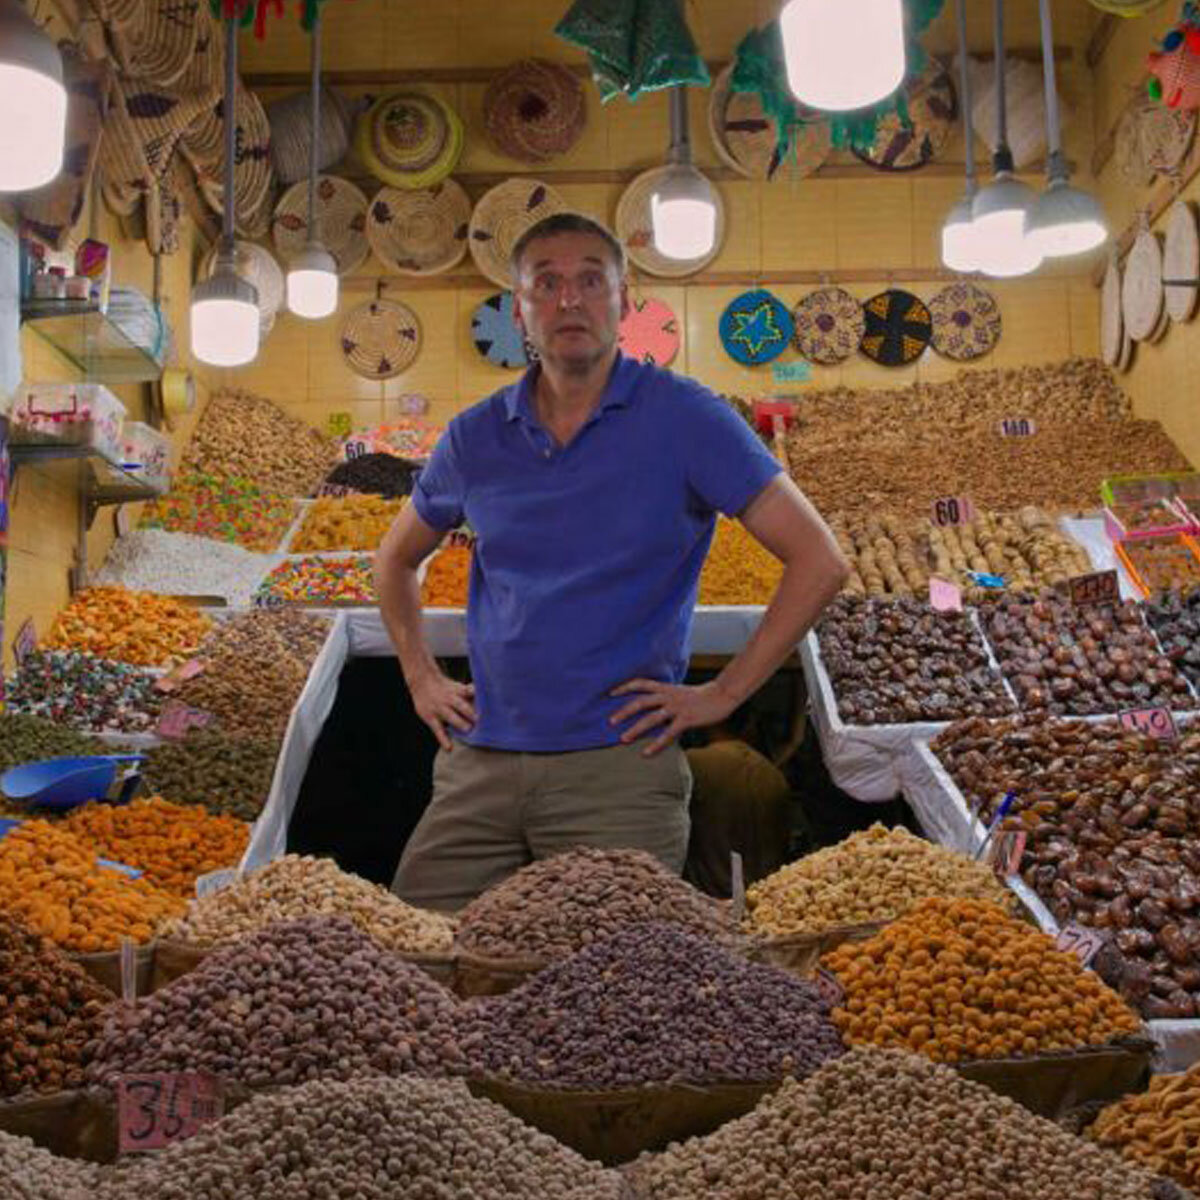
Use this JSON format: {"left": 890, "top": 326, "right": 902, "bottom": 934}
{"left": 1118, "top": 707, "right": 1179, "bottom": 741}
{"left": 931, "top": 496, "right": 975, "bottom": 527}
{"left": 812, "top": 968, "right": 845, "bottom": 1009}
{"left": 1055, "top": 922, "right": 1108, "bottom": 969}
{"left": 155, "top": 701, "right": 213, "bottom": 740}
{"left": 1068, "top": 569, "right": 1119, "bottom": 607}
{"left": 317, "top": 482, "right": 357, "bottom": 498}
{"left": 997, "top": 417, "right": 1036, "bottom": 437}
{"left": 344, "top": 437, "right": 371, "bottom": 460}
{"left": 117, "top": 1073, "right": 223, "bottom": 1152}
{"left": 929, "top": 577, "right": 963, "bottom": 612}
{"left": 12, "top": 618, "right": 35, "bottom": 668}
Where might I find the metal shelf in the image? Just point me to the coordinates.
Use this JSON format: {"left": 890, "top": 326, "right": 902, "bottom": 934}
{"left": 8, "top": 442, "right": 163, "bottom": 527}
{"left": 20, "top": 301, "right": 164, "bottom": 384}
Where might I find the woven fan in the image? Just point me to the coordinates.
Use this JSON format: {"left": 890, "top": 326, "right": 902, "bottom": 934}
{"left": 340, "top": 299, "right": 421, "bottom": 380}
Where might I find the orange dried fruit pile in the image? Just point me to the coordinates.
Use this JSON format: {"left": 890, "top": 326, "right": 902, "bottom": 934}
{"left": 421, "top": 542, "right": 472, "bottom": 608}
{"left": 698, "top": 518, "right": 783, "bottom": 606}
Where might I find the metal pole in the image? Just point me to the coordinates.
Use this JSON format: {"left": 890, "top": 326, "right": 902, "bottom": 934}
{"left": 307, "top": 6, "right": 321, "bottom": 237}
{"left": 955, "top": 0, "right": 975, "bottom": 187}
{"left": 222, "top": 13, "right": 238, "bottom": 253}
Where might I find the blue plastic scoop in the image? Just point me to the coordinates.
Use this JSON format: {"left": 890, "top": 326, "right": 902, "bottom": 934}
{"left": 0, "top": 755, "right": 145, "bottom": 811}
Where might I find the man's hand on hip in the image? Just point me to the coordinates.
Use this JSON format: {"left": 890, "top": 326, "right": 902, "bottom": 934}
{"left": 409, "top": 670, "right": 477, "bottom": 751}
{"left": 608, "top": 678, "right": 737, "bottom": 757}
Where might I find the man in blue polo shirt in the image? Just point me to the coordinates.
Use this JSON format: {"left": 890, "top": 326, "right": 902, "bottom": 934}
{"left": 375, "top": 212, "right": 848, "bottom": 911}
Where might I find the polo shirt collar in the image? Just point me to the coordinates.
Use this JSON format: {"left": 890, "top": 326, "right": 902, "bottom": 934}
{"left": 504, "top": 353, "right": 641, "bottom": 425}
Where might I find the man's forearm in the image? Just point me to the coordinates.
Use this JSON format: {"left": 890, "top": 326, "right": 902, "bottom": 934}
{"left": 375, "top": 557, "right": 439, "bottom": 688}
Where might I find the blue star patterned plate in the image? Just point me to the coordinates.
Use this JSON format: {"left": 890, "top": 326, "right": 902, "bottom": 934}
{"left": 719, "top": 289, "right": 794, "bottom": 366}
{"left": 471, "top": 292, "right": 535, "bottom": 370}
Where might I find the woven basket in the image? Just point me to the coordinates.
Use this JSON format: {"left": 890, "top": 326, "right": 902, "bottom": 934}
{"left": 109, "top": 0, "right": 199, "bottom": 87}
{"left": 356, "top": 91, "right": 464, "bottom": 190}
{"left": 792, "top": 287, "right": 864, "bottom": 364}
{"left": 853, "top": 63, "right": 957, "bottom": 172}
{"left": 340, "top": 299, "right": 421, "bottom": 380}
{"left": 175, "top": 5, "right": 223, "bottom": 105}
{"left": 928, "top": 283, "right": 1002, "bottom": 362}
{"left": 468, "top": 177, "right": 568, "bottom": 287}
{"left": 268, "top": 88, "right": 355, "bottom": 185}
{"left": 1115, "top": 101, "right": 1156, "bottom": 189}
{"left": 1140, "top": 105, "right": 1195, "bottom": 176}
{"left": 200, "top": 240, "right": 285, "bottom": 335}
{"left": 1164, "top": 198, "right": 1200, "bottom": 323}
{"left": 965, "top": 53, "right": 1053, "bottom": 170}
{"left": 193, "top": 86, "right": 274, "bottom": 235}
{"left": 484, "top": 59, "right": 587, "bottom": 164}
{"left": 1100, "top": 256, "right": 1124, "bottom": 367}
{"left": 615, "top": 165, "right": 725, "bottom": 279}
{"left": 1122, "top": 226, "right": 1164, "bottom": 343}
{"left": 272, "top": 176, "right": 369, "bottom": 277}
{"left": 367, "top": 180, "right": 470, "bottom": 276}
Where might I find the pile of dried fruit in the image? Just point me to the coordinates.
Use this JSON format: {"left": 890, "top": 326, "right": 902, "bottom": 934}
{"left": 421, "top": 542, "right": 471, "bottom": 608}
{"left": 1145, "top": 586, "right": 1200, "bottom": 689}
{"left": 324, "top": 451, "right": 421, "bottom": 497}
{"left": 290, "top": 494, "right": 405, "bottom": 552}
{"left": 140, "top": 472, "right": 296, "bottom": 552}
{"left": 255, "top": 555, "right": 376, "bottom": 605}
{"left": 142, "top": 730, "right": 279, "bottom": 823}
{"left": 697, "top": 518, "right": 783, "bottom": 605}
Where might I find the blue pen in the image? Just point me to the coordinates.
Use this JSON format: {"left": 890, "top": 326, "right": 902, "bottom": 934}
{"left": 974, "top": 790, "right": 1017, "bottom": 861}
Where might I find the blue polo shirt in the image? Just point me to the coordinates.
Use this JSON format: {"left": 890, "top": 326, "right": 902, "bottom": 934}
{"left": 411, "top": 353, "right": 783, "bottom": 751}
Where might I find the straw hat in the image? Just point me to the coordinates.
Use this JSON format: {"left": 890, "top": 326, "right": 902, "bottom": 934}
{"left": 1164, "top": 198, "right": 1199, "bottom": 323}
{"left": 340, "top": 299, "right": 421, "bottom": 380}
{"left": 367, "top": 180, "right": 471, "bottom": 276}
{"left": 471, "top": 292, "right": 531, "bottom": 369}
{"left": 860, "top": 289, "right": 932, "bottom": 366}
{"left": 468, "top": 178, "right": 567, "bottom": 287}
{"left": 268, "top": 88, "right": 356, "bottom": 185}
{"left": 109, "top": 0, "right": 199, "bottom": 88}
{"left": 273, "top": 175, "right": 369, "bottom": 276}
{"left": 483, "top": 59, "right": 587, "bottom": 164}
{"left": 708, "top": 64, "right": 829, "bottom": 182}
{"left": 356, "top": 91, "right": 463, "bottom": 190}
{"left": 719, "top": 289, "right": 794, "bottom": 366}
{"left": 618, "top": 297, "right": 680, "bottom": 366}
{"left": 928, "top": 283, "right": 1002, "bottom": 362}
{"left": 200, "top": 240, "right": 285, "bottom": 336}
{"left": 792, "top": 287, "right": 864, "bottom": 364}
{"left": 615, "top": 165, "right": 725, "bottom": 278}
{"left": 853, "top": 63, "right": 957, "bottom": 172}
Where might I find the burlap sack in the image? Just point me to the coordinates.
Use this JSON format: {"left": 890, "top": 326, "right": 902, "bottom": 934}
{"left": 746, "top": 922, "right": 886, "bottom": 978}
{"left": 453, "top": 950, "right": 548, "bottom": 997}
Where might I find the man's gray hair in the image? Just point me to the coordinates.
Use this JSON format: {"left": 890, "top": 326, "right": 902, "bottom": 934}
{"left": 510, "top": 212, "right": 627, "bottom": 279}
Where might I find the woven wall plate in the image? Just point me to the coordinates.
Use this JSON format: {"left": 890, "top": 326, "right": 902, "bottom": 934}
{"left": 340, "top": 299, "right": 421, "bottom": 380}
{"left": 1100, "top": 257, "right": 1124, "bottom": 367}
{"left": 1164, "top": 198, "right": 1200, "bottom": 323}
{"left": 1139, "top": 105, "right": 1196, "bottom": 176}
{"left": 468, "top": 178, "right": 567, "bottom": 287}
{"left": 852, "top": 64, "right": 957, "bottom": 172}
{"left": 1122, "top": 226, "right": 1164, "bottom": 343}
{"left": 272, "top": 176, "right": 369, "bottom": 277}
{"left": 470, "top": 292, "right": 530, "bottom": 369}
{"left": 860, "top": 289, "right": 932, "bottom": 366}
{"left": 618, "top": 297, "right": 680, "bottom": 366}
{"left": 719, "top": 289, "right": 794, "bottom": 366}
{"left": 615, "top": 165, "right": 726, "bottom": 279}
{"left": 356, "top": 91, "right": 464, "bottom": 190}
{"left": 928, "top": 283, "right": 1002, "bottom": 362}
{"left": 484, "top": 59, "right": 587, "bottom": 164}
{"left": 367, "top": 180, "right": 470, "bottom": 276}
{"left": 200, "top": 240, "right": 284, "bottom": 336}
{"left": 1115, "top": 102, "right": 1156, "bottom": 189}
{"left": 109, "top": 0, "right": 198, "bottom": 87}
{"left": 792, "top": 287, "right": 864, "bottom": 364}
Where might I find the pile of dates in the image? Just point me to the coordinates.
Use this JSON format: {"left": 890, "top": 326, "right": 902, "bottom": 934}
{"left": 934, "top": 716, "right": 1200, "bottom": 1018}
{"left": 818, "top": 596, "right": 1015, "bottom": 724}
{"left": 1146, "top": 587, "right": 1200, "bottom": 692}
{"left": 981, "top": 593, "right": 1196, "bottom": 716}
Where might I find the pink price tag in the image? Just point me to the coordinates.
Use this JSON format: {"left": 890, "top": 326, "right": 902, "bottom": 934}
{"left": 1068, "top": 569, "right": 1119, "bottom": 607}
{"left": 931, "top": 496, "right": 975, "bottom": 527}
{"left": 155, "top": 701, "right": 213, "bottom": 740}
{"left": 1118, "top": 707, "right": 1179, "bottom": 741}
{"left": 176, "top": 659, "right": 205, "bottom": 682}
{"left": 928, "top": 577, "right": 962, "bottom": 612}
{"left": 1055, "top": 922, "right": 1107, "bottom": 969}
{"left": 117, "top": 1073, "right": 223, "bottom": 1152}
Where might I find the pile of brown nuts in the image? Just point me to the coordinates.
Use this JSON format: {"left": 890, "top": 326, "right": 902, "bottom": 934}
{"left": 934, "top": 716, "right": 1200, "bottom": 1019}
{"left": 818, "top": 595, "right": 1015, "bottom": 724}
{"left": 982, "top": 594, "right": 1196, "bottom": 715}
{"left": 0, "top": 1130, "right": 100, "bottom": 1196}
{"left": 628, "top": 1048, "right": 1178, "bottom": 1199}
{"left": 1145, "top": 588, "right": 1200, "bottom": 690}
{"left": 458, "top": 923, "right": 844, "bottom": 1088}
{"left": 454, "top": 847, "right": 729, "bottom": 961}
{"left": 86, "top": 916, "right": 464, "bottom": 1088}
{"left": 0, "top": 914, "right": 111, "bottom": 1097}
{"left": 142, "top": 730, "right": 279, "bottom": 823}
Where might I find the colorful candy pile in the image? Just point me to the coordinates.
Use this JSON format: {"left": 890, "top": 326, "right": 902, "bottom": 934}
{"left": 290, "top": 495, "right": 406, "bottom": 553}
{"left": 4, "top": 649, "right": 162, "bottom": 732}
{"left": 698, "top": 518, "right": 784, "bottom": 606}
{"left": 45, "top": 587, "right": 211, "bottom": 666}
{"left": 421, "top": 542, "right": 471, "bottom": 608}
{"left": 140, "top": 473, "right": 296, "bottom": 552}
{"left": 255, "top": 556, "right": 377, "bottom": 606}
{"left": 348, "top": 417, "right": 444, "bottom": 461}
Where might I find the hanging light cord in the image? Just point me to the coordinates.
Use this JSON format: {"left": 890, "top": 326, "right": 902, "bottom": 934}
{"left": 955, "top": 0, "right": 975, "bottom": 189}
{"left": 306, "top": 5, "right": 322, "bottom": 241}
{"left": 1037, "top": 0, "right": 1063, "bottom": 166}
{"left": 993, "top": 0, "right": 1012, "bottom": 168}
{"left": 221, "top": 11, "right": 238, "bottom": 256}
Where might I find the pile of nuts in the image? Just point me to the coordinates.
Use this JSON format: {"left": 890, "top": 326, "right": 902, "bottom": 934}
{"left": 697, "top": 518, "right": 783, "bottom": 605}
{"left": 817, "top": 595, "right": 1015, "bottom": 724}
{"left": 290, "top": 494, "right": 406, "bottom": 552}
{"left": 982, "top": 593, "right": 1196, "bottom": 715}
{"left": 86, "top": 916, "right": 465, "bottom": 1088}
{"left": 823, "top": 898, "right": 1142, "bottom": 1062}
{"left": 1121, "top": 535, "right": 1200, "bottom": 597}
{"left": 458, "top": 923, "right": 844, "bottom": 1088}
{"left": 1090, "top": 1060, "right": 1200, "bottom": 1192}
{"left": 0, "top": 714, "right": 110, "bottom": 776}
{"left": 255, "top": 555, "right": 376, "bottom": 605}
{"left": 142, "top": 731, "right": 279, "bottom": 823}
{"left": 3, "top": 650, "right": 161, "bottom": 732}
{"left": 0, "top": 913, "right": 111, "bottom": 1097}
{"left": 45, "top": 587, "right": 212, "bottom": 667}
{"left": 745, "top": 825, "right": 1013, "bottom": 938}
{"left": 140, "top": 473, "right": 296, "bottom": 553}
{"left": 181, "top": 390, "right": 337, "bottom": 498}
{"left": 62, "top": 797, "right": 249, "bottom": 898}
{"left": 0, "top": 820, "right": 184, "bottom": 951}
{"left": 164, "top": 854, "right": 456, "bottom": 954}
{"left": 454, "top": 847, "right": 729, "bottom": 961}
{"left": 934, "top": 716, "right": 1200, "bottom": 1019}
{"left": 421, "top": 542, "right": 471, "bottom": 608}
{"left": 101, "top": 1076, "right": 624, "bottom": 1200}
{"left": 1145, "top": 587, "right": 1200, "bottom": 689}
{"left": 0, "top": 1130, "right": 101, "bottom": 1195}
{"left": 628, "top": 1047, "right": 1172, "bottom": 1200}
{"left": 324, "top": 452, "right": 421, "bottom": 497}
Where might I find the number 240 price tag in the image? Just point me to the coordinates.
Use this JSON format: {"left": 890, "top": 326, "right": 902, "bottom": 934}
{"left": 117, "top": 1073, "right": 223, "bottom": 1152}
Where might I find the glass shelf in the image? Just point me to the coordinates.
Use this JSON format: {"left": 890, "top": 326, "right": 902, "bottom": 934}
{"left": 8, "top": 442, "right": 164, "bottom": 525}
{"left": 20, "top": 301, "right": 164, "bottom": 384}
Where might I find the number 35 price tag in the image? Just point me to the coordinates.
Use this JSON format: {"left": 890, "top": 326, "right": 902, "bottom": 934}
{"left": 117, "top": 1073, "right": 223, "bottom": 1152}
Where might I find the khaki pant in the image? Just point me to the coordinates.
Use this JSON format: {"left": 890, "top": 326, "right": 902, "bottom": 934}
{"left": 391, "top": 741, "right": 692, "bottom": 912}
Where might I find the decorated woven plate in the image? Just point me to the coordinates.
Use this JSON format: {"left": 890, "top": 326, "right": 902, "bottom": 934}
{"left": 616, "top": 165, "right": 726, "bottom": 279}
{"left": 1122, "top": 225, "right": 1164, "bottom": 342}
{"left": 928, "top": 283, "right": 1002, "bottom": 362}
{"left": 860, "top": 289, "right": 932, "bottom": 366}
{"left": 471, "top": 292, "right": 531, "bottom": 369}
{"left": 719, "top": 289, "right": 794, "bottom": 366}
{"left": 1139, "top": 105, "right": 1195, "bottom": 176}
{"left": 367, "top": 180, "right": 471, "bottom": 276}
{"left": 272, "top": 176, "right": 369, "bottom": 277}
{"left": 618, "top": 297, "right": 680, "bottom": 366}
{"left": 852, "top": 65, "right": 957, "bottom": 172}
{"left": 468, "top": 178, "right": 567, "bottom": 287}
{"left": 340, "top": 299, "right": 421, "bottom": 380}
{"left": 1164, "top": 198, "right": 1200, "bottom": 323}
{"left": 792, "top": 287, "right": 864, "bottom": 364}
{"left": 1100, "top": 256, "right": 1124, "bottom": 366}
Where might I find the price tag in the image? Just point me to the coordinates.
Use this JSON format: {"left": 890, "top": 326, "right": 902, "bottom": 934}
{"left": 1055, "top": 922, "right": 1108, "bottom": 969}
{"left": 344, "top": 437, "right": 371, "bottom": 460}
{"left": 931, "top": 496, "right": 975, "bottom": 527}
{"left": 326, "top": 412, "right": 352, "bottom": 438}
{"left": 99, "top": 857, "right": 143, "bottom": 879}
{"left": 997, "top": 417, "right": 1036, "bottom": 437}
{"left": 770, "top": 362, "right": 812, "bottom": 384}
{"left": 987, "top": 829, "right": 1027, "bottom": 878}
{"left": 1068, "top": 569, "right": 1119, "bottom": 607}
{"left": 11, "top": 618, "right": 35, "bottom": 667}
{"left": 155, "top": 701, "right": 213, "bottom": 740}
{"left": 1118, "top": 706, "right": 1179, "bottom": 741}
{"left": 812, "top": 968, "right": 845, "bottom": 1009}
{"left": 447, "top": 528, "right": 476, "bottom": 549}
{"left": 195, "top": 868, "right": 238, "bottom": 899}
{"left": 929, "top": 577, "right": 962, "bottom": 612}
{"left": 155, "top": 658, "right": 205, "bottom": 694}
{"left": 730, "top": 851, "right": 745, "bottom": 925}
{"left": 317, "top": 482, "right": 356, "bottom": 498}
{"left": 117, "top": 1073, "right": 223, "bottom": 1152}
{"left": 253, "top": 592, "right": 286, "bottom": 609}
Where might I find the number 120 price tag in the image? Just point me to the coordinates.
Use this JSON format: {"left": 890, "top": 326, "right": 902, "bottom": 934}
{"left": 117, "top": 1073, "right": 223, "bottom": 1152}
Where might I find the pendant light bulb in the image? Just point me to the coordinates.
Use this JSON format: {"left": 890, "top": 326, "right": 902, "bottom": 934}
{"left": 652, "top": 87, "right": 718, "bottom": 261}
{"left": 780, "top": 0, "right": 906, "bottom": 111}
{"left": 286, "top": 243, "right": 339, "bottom": 319}
{"left": 0, "top": 0, "right": 66, "bottom": 191}
{"left": 941, "top": 193, "right": 980, "bottom": 273}
{"left": 971, "top": 172, "right": 1043, "bottom": 277}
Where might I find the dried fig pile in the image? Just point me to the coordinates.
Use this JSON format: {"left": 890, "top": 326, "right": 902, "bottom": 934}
{"left": 1146, "top": 587, "right": 1200, "bottom": 690}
